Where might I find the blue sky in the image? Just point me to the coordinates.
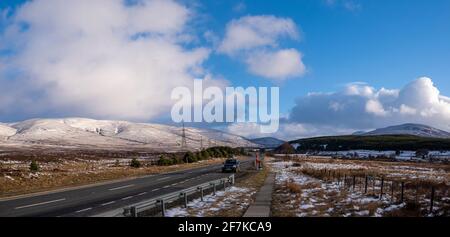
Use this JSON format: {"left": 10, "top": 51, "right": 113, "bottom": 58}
{"left": 201, "top": 0, "right": 450, "bottom": 112}
{"left": 1, "top": 0, "right": 449, "bottom": 139}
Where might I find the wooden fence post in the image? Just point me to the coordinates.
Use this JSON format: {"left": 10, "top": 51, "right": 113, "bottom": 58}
{"left": 401, "top": 182, "right": 404, "bottom": 203}
{"left": 391, "top": 181, "right": 395, "bottom": 202}
{"left": 415, "top": 184, "right": 419, "bottom": 204}
{"left": 352, "top": 176, "right": 356, "bottom": 191}
{"left": 429, "top": 186, "right": 435, "bottom": 214}
{"left": 372, "top": 177, "right": 376, "bottom": 195}
{"left": 379, "top": 177, "right": 384, "bottom": 200}
{"left": 364, "top": 176, "right": 368, "bottom": 193}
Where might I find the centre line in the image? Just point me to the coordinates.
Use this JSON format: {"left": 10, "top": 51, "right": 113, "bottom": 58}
{"left": 15, "top": 198, "right": 66, "bottom": 210}
{"left": 157, "top": 177, "right": 171, "bottom": 181}
{"left": 75, "top": 207, "right": 92, "bottom": 213}
{"left": 108, "top": 184, "right": 135, "bottom": 191}
{"left": 101, "top": 201, "right": 115, "bottom": 206}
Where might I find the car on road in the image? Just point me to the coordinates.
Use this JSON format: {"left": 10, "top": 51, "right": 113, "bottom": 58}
{"left": 221, "top": 158, "right": 240, "bottom": 173}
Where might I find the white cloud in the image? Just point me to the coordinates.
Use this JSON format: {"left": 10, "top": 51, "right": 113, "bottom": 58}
{"left": 228, "top": 77, "right": 450, "bottom": 140}
{"left": 218, "top": 15, "right": 305, "bottom": 80}
{"left": 0, "top": 0, "right": 225, "bottom": 121}
{"left": 365, "top": 99, "right": 387, "bottom": 116}
{"left": 218, "top": 15, "right": 299, "bottom": 55}
{"left": 289, "top": 77, "right": 450, "bottom": 131}
{"left": 245, "top": 49, "right": 305, "bottom": 80}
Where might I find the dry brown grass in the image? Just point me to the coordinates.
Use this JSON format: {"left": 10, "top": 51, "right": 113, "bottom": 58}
{"left": 269, "top": 156, "right": 450, "bottom": 217}
{"left": 285, "top": 180, "right": 302, "bottom": 193}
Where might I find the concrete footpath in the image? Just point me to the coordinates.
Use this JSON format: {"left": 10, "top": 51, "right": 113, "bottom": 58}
{"left": 243, "top": 172, "right": 275, "bottom": 217}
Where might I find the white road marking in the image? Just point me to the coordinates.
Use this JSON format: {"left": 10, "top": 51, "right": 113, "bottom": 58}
{"left": 75, "top": 207, "right": 92, "bottom": 213}
{"left": 108, "top": 184, "right": 135, "bottom": 191}
{"left": 101, "top": 201, "right": 115, "bottom": 206}
{"left": 157, "top": 177, "right": 171, "bottom": 181}
{"left": 163, "top": 185, "right": 170, "bottom": 188}
{"left": 152, "top": 188, "right": 161, "bottom": 192}
{"left": 121, "top": 196, "right": 133, "bottom": 200}
{"left": 137, "top": 192, "right": 147, "bottom": 196}
{"left": 15, "top": 198, "right": 66, "bottom": 210}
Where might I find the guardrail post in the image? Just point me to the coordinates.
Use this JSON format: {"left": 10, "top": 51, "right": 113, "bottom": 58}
{"left": 211, "top": 183, "right": 216, "bottom": 195}
{"left": 198, "top": 187, "right": 204, "bottom": 201}
{"left": 182, "top": 192, "right": 188, "bottom": 208}
{"left": 230, "top": 175, "right": 235, "bottom": 185}
{"left": 159, "top": 200, "right": 166, "bottom": 217}
{"left": 130, "top": 206, "right": 138, "bottom": 217}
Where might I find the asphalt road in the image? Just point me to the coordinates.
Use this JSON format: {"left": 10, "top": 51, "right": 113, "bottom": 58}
{"left": 0, "top": 158, "right": 254, "bottom": 217}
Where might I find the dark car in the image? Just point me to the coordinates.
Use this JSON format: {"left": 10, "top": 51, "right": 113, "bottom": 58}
{"left": 221, "top": 159, "right": 240, "bottom": 173}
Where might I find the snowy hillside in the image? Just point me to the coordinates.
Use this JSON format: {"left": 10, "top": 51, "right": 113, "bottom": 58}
{"left": 0, "top": 123, "right": 17, "bottom": 139}
{"left": 0, "top": 118, "right": 257, "bottom": 151}
{"left": 361, "top": 123, "right": 450, "bottom": 138}
{"left": 250, "top": 137, "right": 284, "bottom": 148}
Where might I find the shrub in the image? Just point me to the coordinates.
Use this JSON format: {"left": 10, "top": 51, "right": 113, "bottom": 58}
{"left": 30, "top": 160, "right": 40, "bottom": 173}
{"left": 170, "top": 154, "right": 183, "bottom": 164}
{"left": 158, "top": 155, "right": 174, "bottom": 166}
{"left": 130, "top": 158, "right": 141, "bottom": 168}
{"left": 200, "top": 150, "right": 210, "bottom": 160}
{"left": 184, "top": 151, "right": 196, "bottom": 163}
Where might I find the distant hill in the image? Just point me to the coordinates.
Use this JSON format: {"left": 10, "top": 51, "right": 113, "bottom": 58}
{"left": 0, "top": 118, "right": 257, "bottom": 152}
{"left": 249, "top": 137, "right": 285, "bottom": 148}
{"left": 290, "top": 135, "right": 450, "bottom": 151}
{"left": 352, "top": 131, "right": 367, "bottom": 136}
{"left": 274, "top": 142, "right": 296, "bottom": 154}
{"left": 359, "top": 123, "right": 450, "bottom": 139}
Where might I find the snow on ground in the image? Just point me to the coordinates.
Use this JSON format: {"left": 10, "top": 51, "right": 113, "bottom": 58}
{"left": 276, "top": 158, "right": 448, "bottom": 184}
{"left": 165, "top": 186, "right": 256, "bottom": 217}
{"left": 277, "top": 150, "right": 450, "bottom": 161}
{"left": 269, "top": 160, "right": 448, "bottom": 217}
{"left": 313, "top": 150, "right": 450, "bottom": 160}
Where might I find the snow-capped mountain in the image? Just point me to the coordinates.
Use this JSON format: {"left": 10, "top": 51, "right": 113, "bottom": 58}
{"left": 361, "top": 123, "right": 450, "bottom": 138}
{"left": 0, "top": 118, "right": 257, "bottom": 151}
{"left": 249, "top": 137, "right": 285, "bottom": 148}
{"left": 0, "top": 123, "right": 17, "bottom": 139}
